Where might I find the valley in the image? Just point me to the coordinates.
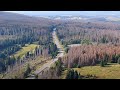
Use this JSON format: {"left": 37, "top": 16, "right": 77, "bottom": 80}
{"left": 1, "top": 11, "right": 120, "bottom": 79}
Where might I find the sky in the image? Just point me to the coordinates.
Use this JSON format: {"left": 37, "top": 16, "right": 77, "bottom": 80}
{"left": 4, "top": 11, "right": 120, "bottom": 17}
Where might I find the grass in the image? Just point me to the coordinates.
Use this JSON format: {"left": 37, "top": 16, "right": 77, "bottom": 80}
{"left": 0, "top": 44, "right": 40, "bottom": 79}
{"left": 1, "top": 63, "right": 29, "bottom": 79}
{"left": 61, "top": 63, "right": 120, "bottom": 79}
{"left": 14, "top": 44, "right": 39, "bottom": 59}
{"left": 0, "top": 43, "right": 52, "bottom": 79}
{"left": 0, "top": 56, "right": 51, "bottom": 79}
{"left": 30, "top": 56, "right": 51, "bottom": 73}
{"left": 53, "top": 31, "right": 64, "bottom": 51}
{"left": 61, "top": 70, "right": 68, "bottom": 79}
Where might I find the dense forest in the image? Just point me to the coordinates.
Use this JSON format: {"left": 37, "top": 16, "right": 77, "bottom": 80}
{"left": 54, "top": 21, "right": 120, "bottom": 79}
{"left": 0, "top": 12, "right": 58, "bottom": 73}
{"left": 56, "top": 21, "right": 120, "bottom": 46}
{"left": 61, "top": 44, "right": 120, "bottom": 68}
{"left": 2, "top": 11, "right": 120, "bottom": 79}
{"left": 56, "top": 21, "right": 120, "bottom": 66}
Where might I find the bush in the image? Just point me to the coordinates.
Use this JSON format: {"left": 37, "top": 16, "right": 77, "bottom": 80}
{"left": 81, "top": 39, "right": 92, "bottom": 45}
{"left": 66, "top": 69, "right": 81, "bottom": 79}
{"left": 100, "top": 60, "right": 105, "bottom": 67}
{"left": 65, "top": 47, "right": 69, "bottom": 53}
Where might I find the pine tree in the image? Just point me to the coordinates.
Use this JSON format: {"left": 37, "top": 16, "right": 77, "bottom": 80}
{"left": 74, "top": 70, "right": 79, "bottom": 79}
{"left": 66, "top": 69, "right": 80, "bottom": 79}
{"left": 104, "top": 54, "right": 108, "bottom": 65}
{"left": 100, "top": 60, "right": 105, "bottom": 67}
{"left": 78, "top": 73, "right": 81, "bottom": 79}
{"left": 23, "top": 64, "right": 31, "bottom": 78}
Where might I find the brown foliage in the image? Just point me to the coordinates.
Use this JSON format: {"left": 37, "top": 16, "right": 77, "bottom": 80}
{"left": 57, "top": 21, "right": 120, "bottom": 45}
{"left": 62, "top": 44, "right": 120, "bottom": 68}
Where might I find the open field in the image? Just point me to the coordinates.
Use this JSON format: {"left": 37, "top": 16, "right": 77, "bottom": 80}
{"left": 14, "top": 44, "right": 39, "bottom": 58}
{"left": 61, "top": 63, "right": 120, "bottom": 79}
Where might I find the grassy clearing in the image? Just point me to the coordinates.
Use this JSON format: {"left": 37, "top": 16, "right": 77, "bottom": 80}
{"left": 61, "top": 63, "right": 120, "bottom": 79}
{"left": 14, "top": 44, "right": 39, "bottom": 59}
{"left": 61, "top": 70, "right": 68, "bottom": 79}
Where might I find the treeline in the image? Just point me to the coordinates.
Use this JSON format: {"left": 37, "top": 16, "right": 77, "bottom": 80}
{"left": 61, "top": 44, "right": 120, "bottom": 68}
{"left": 56, "top": 21, "right": 120, "bottom": 46}
{"left": 48, "top": 42, "right": 58, "bottom": 58}
{"left": 0, "top": 45, "right": 21, "bottom": 57}
{"left": 0, "top": 39, "right": 58, "bottom": 73}
{"left": 0, "top": 25, "right": 52, "bottom": 49}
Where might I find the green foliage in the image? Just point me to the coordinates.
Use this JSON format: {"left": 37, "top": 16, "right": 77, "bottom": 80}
{"left": 65, "top": 47, "right": 69, "bottom": 53}
{"left": 70, "top": 39, "right": 81, "bottom": 44}
{"left": 48, "top": 42, "right": 58, "bottom": 58}
{"left": 81, "top": 39, "right": 92, "bottom": 45}
{"left": 64, "top": 43, "right": 67, "bottom": 48}
{"left": 103, "top": 54, "right": 108, "bottom": 65}
{"left": 101, "top": 36, "right": 108, "bottom": 43}
{"left": 111, "top": 54, "right": 120, "bottom": 63}
{"left": 0, "top": 45, "right": 21, "bottom": 59}
{"left": 55, "top": 59, "right": 63, "bottom": 76}
{"left": 100, "top": 56, "right": 109, "bottom": 67}
{"left": 66, "top": 69, "right": 81, "bottom": 79}
{"left": 0, "top": 15, "right": 53, "bottom": 74}
{"left": 100, "top": 60, "right": 105, "bottom": 67}
{"left": 23, "top": 64, "right": 31, "bottom": 78}
{"left": 73, "top": 63, "right": 80, "bottom": 68}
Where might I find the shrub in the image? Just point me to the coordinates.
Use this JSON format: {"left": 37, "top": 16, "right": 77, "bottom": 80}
{"left": 100, "top": 60, "right": 105, "bottom": 67}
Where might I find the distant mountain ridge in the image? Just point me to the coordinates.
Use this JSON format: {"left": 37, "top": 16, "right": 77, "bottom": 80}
{"left": 1, "top": 11, "right": 120, "bottom": 23}
{"left": 0, "top": 11, "right": 52, "bottom": 24}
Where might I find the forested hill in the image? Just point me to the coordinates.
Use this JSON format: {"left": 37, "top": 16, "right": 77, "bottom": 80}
{"left": 0, "top": 11, "right": 53, "bottom": 26}
{"left": 0, "top": 11, "right": 56, "bottom": 74}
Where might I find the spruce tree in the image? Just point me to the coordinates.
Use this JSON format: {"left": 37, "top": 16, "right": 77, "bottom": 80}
{"left": 100, "top": 60, "right": 105, "bottom": 67}
{"left": 66, "top": 69, "right": 81, "bottom": 79}
{"left": 24, "top": 64, "right": 31, "bottom": 78}
{"left": 74, "top": 70, "right": 78, "bottom": 79}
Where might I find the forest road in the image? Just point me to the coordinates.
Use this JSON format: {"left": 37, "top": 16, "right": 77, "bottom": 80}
{"left": 33, "top": 28, "right": 65, "bottom": 75}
